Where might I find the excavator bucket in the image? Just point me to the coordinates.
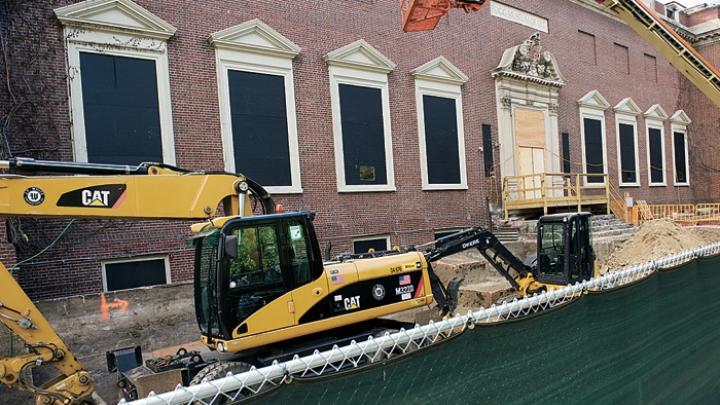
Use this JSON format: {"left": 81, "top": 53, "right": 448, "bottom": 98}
{"left": 401, "top": 0, "right": 488, "bottom": 32}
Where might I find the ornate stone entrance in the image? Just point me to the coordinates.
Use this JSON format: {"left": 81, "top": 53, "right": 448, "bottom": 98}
{"left": 493, "top": 33, "right": 565, "bottom": 201}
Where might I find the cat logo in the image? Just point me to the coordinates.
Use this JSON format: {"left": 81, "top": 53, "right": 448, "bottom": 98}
{"left": 57, "top": 184, "right": 126, "bottom": 209}
{"left": 82, "top": 190, "right": 111, "bottom": 207}
{"left": 344, "top": 296, "right": 361, "bottom": 311}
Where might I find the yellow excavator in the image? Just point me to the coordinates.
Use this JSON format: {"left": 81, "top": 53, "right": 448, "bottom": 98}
{"left": 1, "top": 0, "right": 720, "bottom": 403}
{"left": 0, "top": 157, "right": 595, "bottom": 404}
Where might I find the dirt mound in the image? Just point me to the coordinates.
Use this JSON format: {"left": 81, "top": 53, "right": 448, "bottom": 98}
{"left": 601, "top": 219, "right": 716, "bottom": 273}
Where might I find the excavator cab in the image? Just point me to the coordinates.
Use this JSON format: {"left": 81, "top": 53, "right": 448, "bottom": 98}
{"left": 193, "top": 212, "right": 324, "bottom": 343}
{"left": 534, "top": 212, "right": 595, "bottom": 286}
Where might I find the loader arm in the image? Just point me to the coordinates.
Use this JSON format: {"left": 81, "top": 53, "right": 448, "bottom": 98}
{"left": 425, "top": 228, "right": 532, "bottom": 291}
{"left": 0, "top": 157, "right": 275, "bottom": 404}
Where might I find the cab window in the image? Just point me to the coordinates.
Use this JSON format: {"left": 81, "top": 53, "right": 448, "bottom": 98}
{"left": 538, "top": 222, "right": 566, "bottom": 280}
{"left": 287, "top": 222, "right": 313, "bottom": 286}
{"left": 226, "top": 225, "right": 286, "bottom": 328}
{"left": 230, "top": 225, "right": 283, "bottom": 287}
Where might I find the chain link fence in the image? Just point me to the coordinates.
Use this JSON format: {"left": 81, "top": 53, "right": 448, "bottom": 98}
{"left": 121, "top": 241, "right": 720, "bottom": 405}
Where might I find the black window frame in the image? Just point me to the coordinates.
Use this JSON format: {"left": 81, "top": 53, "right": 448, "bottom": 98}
{"left": 421, "top": 94, "right": 463, "bottom": 186}
{"left": 103, "top": 256, "right": 169, "bottom": 292}
{"left": 582, "top": 116, "right": 606, "bottom": 184}
{"left": 352, "top": 237, "right": 390, "bottom": 254}
{"left": 617, "top": 120, "right": 639, "bottom": 185}
{"left": 78, "top": 51, "right": 164, "bottom": 165}
{"left": 647, "top": 125, "right": 666, "bottom": 185}
{"left": 337, "top": 83, "right": 390, "bottom": 188}
{"left": 226, "top": 69, "right": 294, "bottom": 188}
{"left": 673, "top": 129, "right": 689, "bottom": 185}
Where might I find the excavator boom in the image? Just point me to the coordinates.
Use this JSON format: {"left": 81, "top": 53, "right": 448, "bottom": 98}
{"left": 0, "top": 158, "right": 275, "bottom": 404}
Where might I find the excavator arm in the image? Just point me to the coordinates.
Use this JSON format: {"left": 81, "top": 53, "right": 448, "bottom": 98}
{"left": 425, "top": 228, "right": 530, "bottom": 291}
{"left": 0, "top": 157, "right": 275, "bottom": 404}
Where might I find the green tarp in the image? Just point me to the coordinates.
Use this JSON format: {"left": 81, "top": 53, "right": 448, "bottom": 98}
{"left": 262, "top": 256, "right": 720, "bottom": 404}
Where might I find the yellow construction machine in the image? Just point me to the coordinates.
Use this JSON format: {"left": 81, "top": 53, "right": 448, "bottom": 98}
{"left": 0, "top": 157, "right": 595, "bottom": 404}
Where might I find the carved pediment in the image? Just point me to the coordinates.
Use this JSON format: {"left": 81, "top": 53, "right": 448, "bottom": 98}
{"left": 645, "top": 104, "right": 669, "bottom": 121}
{"left": 54, "top": 0, "right": 176, "bottom": 39}
{"left": 578, "top": 90, "right": 610, "bottom": 110}
{"left": 325, "top": 39, "right": 396, "bottom": 73}
{"left": 210, "top": 19, "right": 300, "bottom": 58}
{"left": 492, "top": 33, "right": 565, "bottom": 87}
{"left": 614, "top": 97, "right": 642, "bottom": 116}
{"left": 671, "top": 110, "right": 692, "bottom": 125}
{"left": 411, "top": 56, "right": 468, "bottom": 85}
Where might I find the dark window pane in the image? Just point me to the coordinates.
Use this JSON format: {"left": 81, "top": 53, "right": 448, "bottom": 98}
{"left": 583, "top": 118, "right": 605, "bottom": 183}
{"left": 562, "top": 132, "right": 571, "bottom": 174}
{"left": 353, "top": 238, "right": 388, "bottom": 254}
{"left": 80, "top": 52, "right": 162, "bottom": 165}
{"left": 423, "top": 95, "right": 461, "bottom": 184}
{"left": 674, "top": 132, "right": 687, "bottom": 183}
{"left": 649, "top": 128, "right": 664, "bottom": 183}
{"left": 228, "top": 71, "right": 291, "bottom": 187}
{"left": 339, "top": 84, "right": 387, "bottom": 186}
{"left": 483, "top": 124, "right": 494, "bottom": 177}
{"left": 619, "top": 123, "right": 637, "bottom": 184}
{"left": 105, "top": 258, "right": 167, "bottom": 292}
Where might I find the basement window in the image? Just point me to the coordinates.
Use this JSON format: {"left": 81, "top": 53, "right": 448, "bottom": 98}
{"left": 102, "top": 257, "right": 171, "bottom": 292}
{"left": 353, "top": 236, "right": 390, "bottom": 254}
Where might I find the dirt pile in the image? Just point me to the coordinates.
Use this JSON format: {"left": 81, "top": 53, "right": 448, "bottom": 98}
{"left": 601, "top": 220, "right": 720, "bottom": 272}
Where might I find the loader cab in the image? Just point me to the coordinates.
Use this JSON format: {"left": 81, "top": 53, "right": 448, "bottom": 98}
{"left": 193, "top": 211, "right": 324, "bottom": 342}
{"left": 534, "top": 212, "right": 595, "bottom": 286}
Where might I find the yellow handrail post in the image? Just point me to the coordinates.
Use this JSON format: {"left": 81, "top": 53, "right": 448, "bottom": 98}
{"left": 576, "top": 173, "right": 581, "bottom": 213}
{"left": 503, "top": 177, "right": 508, "bottom": 220}
{"left": 541, "top": 174, "right": 547, "bottom": 215}
{"left": 605, "top": 175, "right": 611, "bottom": 215}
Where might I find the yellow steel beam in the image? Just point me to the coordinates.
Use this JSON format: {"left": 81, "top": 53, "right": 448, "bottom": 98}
{"left": 596, "top": 0, "right": 720, "bottom": 107}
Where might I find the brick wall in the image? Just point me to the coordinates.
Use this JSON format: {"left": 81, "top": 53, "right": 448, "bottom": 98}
{"left": 2, "top": 0, "right": 717, "bottom": 298}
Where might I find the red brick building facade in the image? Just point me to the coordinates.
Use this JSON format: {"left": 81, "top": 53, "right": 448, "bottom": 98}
{"left": 0, "top": 0, "right": 718, "bottom": 299}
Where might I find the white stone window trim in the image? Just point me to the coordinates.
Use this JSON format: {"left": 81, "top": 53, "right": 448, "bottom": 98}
{"left": 329, "top": 66, "right": 396, "bottom": 193}
{"left": 579, "top": 107, "right": 609, "bottom": 188}
{"left": 614, "top": 114, "right": 641, "bottom": 187}
{"left": 214, "top": 49, "right": 302, "bottom": 194}
{"left": 352, "top": 235, "right": 391, "bottom": 253}
{"left": 62, "top": 28, "right": 176, "bottom": 165}
{"left": 671, "top": 124, "right": 690, "bottom": 187}
{"left": 414, "top": 81, "right": 468, "bottom": 191}
{"left": 645, "top": 120, "right": 667, "bottom": 187}
{"left": 101, "top": 255, "right": 171, "bottom": 292}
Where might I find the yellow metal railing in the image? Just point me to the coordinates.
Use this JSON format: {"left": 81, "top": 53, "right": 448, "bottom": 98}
{"left": 502, "top": 173, "right": 613, "bottom": 220}
{"left": 638, "top": 203, "right": 720, "bottom": 225}
{"left": 607, "top": 182, "right": 629, "bottom": 223}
